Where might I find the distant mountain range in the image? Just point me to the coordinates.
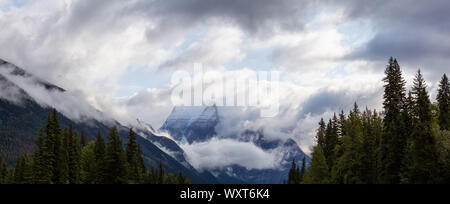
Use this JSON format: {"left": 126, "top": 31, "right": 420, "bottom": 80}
{"left": 0, "top": 58, "right": 217, "bottom": 184}
{"left": 0, "top": 58, "right": 309, "bottom": 184}
{"left": 160, "top": 105, "right": 310, "bottom": 184}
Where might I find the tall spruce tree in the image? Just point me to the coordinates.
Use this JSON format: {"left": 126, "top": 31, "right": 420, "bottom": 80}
{"left": 380, "top": 57, "right": 408, "bottom": 184}
{"left": 334, "top": 103, "right": 364, "bottom": 184}
{"left": 67, "top": 125, "right": 81, "bottom": 184}
{"left": 137, "top": 145, "right": 147, "bottom": 177}
{"left": 80, "top": 132, "right": 87, "bottom": 147}
{"left": 51, "top": 110, "right": 68, "bottom": 184}
{"left": 410, "top": 70, "right": 440, "bottom": 184}
{"left": 299, "top": 156, "right": 306, "bottom": 183}
{"left": 13, "top": 155, "right": 24, "bottom": 184}
{"left": 105, "top": 126, "right": 129, "bottom": 184}
{"left": 360, "top": 108, "right": 382, "bottom": 184}
{"left": 317, "top": 119, "right": 326, "bottom": 149}
{"left": 32, "top": 129, "right": 52, "bottom": 184}
{"left": 126, "top": 128, "right": 142, "bottom": 183}
{"left": 81, "top": 141, "right": 97, "bottom": 184}
{"left": 288, "top": 160, "right": 298, "bottom": 184}
{"left": 94, "top": 131, "right": 107, "bottom": 184}
{"left": 14, "top": 155, "right": 33, "bottom": 184}
{"left": 437, "top": 74, "right": 450, "bottom": 130}
{"left": 338, "top": 110, "right": 346, "bottom": 142}
{"left": 43, "top": 113, "right": 56, "bottom": 182}
{"left": 303, "top": 145, "right": 329, "bottom": 184}
{"left": 158, "top": 162, "right": 165, "bottom": 184}
{"left": 324, "top": 116, "right": 338, "bottom": 170}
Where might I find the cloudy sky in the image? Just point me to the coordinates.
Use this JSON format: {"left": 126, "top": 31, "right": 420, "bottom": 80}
{"left": 1, "top": 0, "right": 449, "bottom": 153}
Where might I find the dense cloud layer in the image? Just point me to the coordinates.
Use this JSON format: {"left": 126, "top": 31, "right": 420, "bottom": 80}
{"left": 338, "top": 0, "right": 450, "bottom": 80}
{"left": 181, "top": 138, "right": 283, "bottom": 170}
{"left": 0, "top": 0, "right": 448, "bottom": 158}
{"left": 0, "top": 63, "right": 113, "bottom": 124}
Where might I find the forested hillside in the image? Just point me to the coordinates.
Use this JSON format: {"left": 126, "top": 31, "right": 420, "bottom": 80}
{"left": 288, "top": 58, "right": 450, "bottom": 184}
{"left": 0, "top": 110, "right": 191, "bottom": 184}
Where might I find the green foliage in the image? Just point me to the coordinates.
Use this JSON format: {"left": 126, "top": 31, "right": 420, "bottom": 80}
{"left": 81, "top": 141, "right": 97, "bottom": 184}
{"left": 3, "top": 110, "right": 190, "bottom": 184}
{"left": 14, "top": 154, "right": 33, "bottom": 184}
{"left": 303, "top": 146, "right": 329, "bottom": 184}
{"left": 126, "top": 128, "right": 145, "bottom": 183}
{"left": 287, "top": 157, "right": 306, "bottom": 184}
{"left": 332, "top": 104, "right": 364, "bottom": 184}
{"left": 437, "top": 74, "right": 450, "bottom": 130}
{"left": 299, "top": 59, "right": 449, "bottom": 184}
{"left": 287, "top": 160, "right": 300, "bottom": 184}
{"left": 32, "top": 129, "right": 52, "bottom": 184}
{"left": 360, "top": 109, "right": 382, "bottom": 184}
{"left": 142, "top": 163, "right": 190, "bottom": 184}
{"left": 67, "top": 125, "right": 82, "bottom": 184}
{"left": 93, "top": 131, "right": 107, "bottom": 184}
{"left": 105, "top": 126, "right": 129, "bottom": 184}
{"left": 380, "top": 57, "right": 408, "bottom": 184}
{"left": 409, "top": 70, "right": 440, "bottom": 184}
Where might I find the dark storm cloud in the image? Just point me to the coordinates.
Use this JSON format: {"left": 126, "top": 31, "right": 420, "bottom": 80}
{"left": 352, "top": 30, "right": 450, "bottom": 62}
{"left": 299, "top": 88, "right": 383, "bottom": 118}
{"left": 131, "top": 0, "right": 312, "bottom": 39}
{"left": 339, "top": 0, "right": 450, "bottom": 78}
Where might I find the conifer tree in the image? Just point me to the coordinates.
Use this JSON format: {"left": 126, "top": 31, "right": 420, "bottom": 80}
{"left": 333, "top": 110, "right": 347, "bottom": 175}
{"left": 13, "top": 156, "right": 24, "bottom": 184}
{"left": 177, "top": 172, "right": 190, "bottom": 184}
{"left": 380, "top": 57, "right": 408, "bottom": 184}
{"left": 324, "top": 116, "right": 338, "bottom": 170}
{"left": 32, "top": 129, "right": 52, "bottom": 184}
{"left": 80, "top": 132, "right": 87, "bottom": 147}
{"left": 126, "top": 128, "right": 141, "bottom": 183}
{"left": 299, "top": 156, "right": 306, "bottom": 183}
{"left": 158, "top": 163, "right": 165, "bottom": 184}
{"left": 43, "top": 113, "right": 56, "bottom": 182}
{"left": 145, "top": 167, "right": 158, "bottom": 184}
{"left": 137, "top": 145, "right": 147, "bottom": 177}
{"left": 14, "top": 155, "right": 33, "bottom": 184}
{"left": 334, "top": 103, "right": 364, "bottom": 184}
{"left": 338, "top": 110, "right": 346, "bottom": 142}
{"left": 317, "top": 119, "right": 326, "bottom": 149}
{"left": 437, "top": 74, "right": 450, "bottom": 130}
{"left": 288, "top": 160, "right": 298, "bottom": 184}
{"left": 105, "top": 126, "right": 129, "bottom": 184}
{"left": 410, "top": 70, "right": 440, "bottom": 184}
{"left": 94, "top": 131, "right": 107, "bottom": 184}
{"left": 67, "top": 125, "right": 81, "bottom": 184}
{"left": 51, "top": 111, "right": 68, "bottom": 184}
{"left": 360, "top": 109, "right": 382, "bottom": 184}
{"left": 303, "top": 145, "right": 329, "bottom": 184}
{"left": 400, "top": 92, "right": 415, "bottom": 183}
{"left": 81, "top": 141, "right": 97, "bottom": 184}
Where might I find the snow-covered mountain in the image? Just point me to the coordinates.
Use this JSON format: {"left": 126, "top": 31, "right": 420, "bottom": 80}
{"left": 161, "top": 105, "right": 219, "bottom": 144}
{"left": 160, "top": 105, "right": 310, "bottom": 184}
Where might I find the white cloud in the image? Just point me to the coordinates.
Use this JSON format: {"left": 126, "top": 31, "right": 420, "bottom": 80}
{"left": 0, "top": 63, "right": 113, "bottom": 124}
{"left": 180, "top": 138, "right": 283, "bottom": 170}
{"left": 1, "top": 0, "right": 447, "bottom": 168}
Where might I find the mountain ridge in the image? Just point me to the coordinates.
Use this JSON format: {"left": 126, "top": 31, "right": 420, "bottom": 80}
{"left": 160, "top": 105, "right": 310, "bottom": 184}
{"left": 0, "top": 58, "right": 217, "bottom": 183}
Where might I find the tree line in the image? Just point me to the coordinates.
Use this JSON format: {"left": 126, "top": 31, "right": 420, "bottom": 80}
{"left": 288, "top": 57, "right": 450, "bottom": 184}
{"left": 0, "top": 110, "right": 190, "bottom": 184}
